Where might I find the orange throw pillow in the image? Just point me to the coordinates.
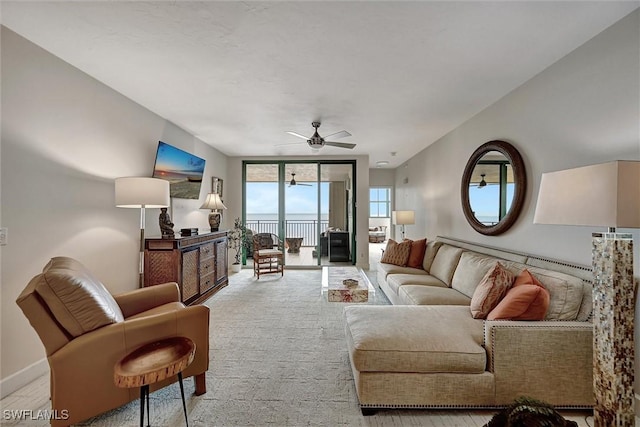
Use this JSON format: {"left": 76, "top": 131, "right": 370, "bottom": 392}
{"left": 470, "top": 262, "right": 514, "bottom": 319}
{"left": 406, "top": 238, "right": 427, "bottom": 268}
{"left": 487, "top": 285, "right": 550, "bottom": 320}
{"left": 488, "top": 269, "right": 550, "bottom": 320}
{"left": 380, "top": 239, "right": 411, "bottom": 266}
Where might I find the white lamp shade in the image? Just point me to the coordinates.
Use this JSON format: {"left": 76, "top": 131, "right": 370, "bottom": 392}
{"left": 534, "top": 160, "right": 640, "bottom": 228}
{"left": 200, "top": 193, "right": 227, "bottom": 210}
{"left": 392, "top": 210, "right": 415, "bottom": 225}
{"left": 115, "top": 177, "right": 170, "bottom": 208}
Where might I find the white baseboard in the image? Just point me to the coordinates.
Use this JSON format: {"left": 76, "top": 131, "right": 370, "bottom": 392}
{"left": 0, "top": 358, "right": 49, "bottom": 399}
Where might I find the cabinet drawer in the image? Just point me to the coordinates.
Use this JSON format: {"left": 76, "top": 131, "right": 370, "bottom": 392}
{"left": 200, "top": 272, "right": 216, "bottom": 293}
{"left": 200, "top": 243, "right": 214, "bottom": 259}
{"left": 200, "top": 257, "right": 215, "bottom": 277}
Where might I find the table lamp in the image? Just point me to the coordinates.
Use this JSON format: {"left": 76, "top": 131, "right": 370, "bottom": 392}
{"left": 392, "top": 210, "right": 415, "bottom": 240}
{"left": 115, "top": 177, "right": 170, "bottom": 287}
{"left": 200, "top": 193, "right": 227, "bottom": 232}
{"left": 533, "top": 160, "right": 640, "bottom": 427}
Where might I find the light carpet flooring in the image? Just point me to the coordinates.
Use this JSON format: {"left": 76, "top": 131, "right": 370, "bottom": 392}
{"left": 2, "top": 268, "right": 594, "bottom": 426}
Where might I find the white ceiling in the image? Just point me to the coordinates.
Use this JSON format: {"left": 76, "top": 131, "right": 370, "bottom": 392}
{"left": 2, "top": 1, "right": 637, "bottom": 168}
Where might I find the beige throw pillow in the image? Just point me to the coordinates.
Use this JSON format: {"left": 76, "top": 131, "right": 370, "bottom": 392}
{"left": 380, "top": 239, "right": 412, "bottom": 266}
{"left": 470, "top": 261, "right": 514, "bottom": 319}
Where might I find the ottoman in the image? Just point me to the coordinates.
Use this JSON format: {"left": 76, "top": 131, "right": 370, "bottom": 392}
{"left": 343, "top": 305, "right": 494, "bottom": 413}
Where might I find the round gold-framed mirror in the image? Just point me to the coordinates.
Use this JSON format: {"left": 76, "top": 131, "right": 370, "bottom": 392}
{"left": 461, "top": 140, "right": 526, "bottom": 236}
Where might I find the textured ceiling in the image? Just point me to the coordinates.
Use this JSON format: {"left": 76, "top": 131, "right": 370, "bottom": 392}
{"left": 1, "top": 1, "right": 637, "bottom": 168}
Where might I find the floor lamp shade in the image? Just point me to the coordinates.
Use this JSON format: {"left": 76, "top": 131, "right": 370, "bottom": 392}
{"left": 115, "top": 177, "right": 170, "bottom": 288}
{"left": 533, "top": 161, "right": 640, "bottom": 228}
{"left": 115, "top": 177, "right": 170, "bottom": 208}
{"left": 533, "top": 160, "right": 639, "bottom": 427}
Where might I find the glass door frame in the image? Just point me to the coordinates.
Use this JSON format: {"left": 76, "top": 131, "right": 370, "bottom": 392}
{"left": 242, "top": 160, "right": 357, "bottom": 266}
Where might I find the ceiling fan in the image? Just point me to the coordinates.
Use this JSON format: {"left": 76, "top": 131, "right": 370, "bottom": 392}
{"left": 289, "top": 173, "right": 312, "bottom": 187}
{"left": 285, "top": 122, "right": 356, "bottom": 150}
{"left": 478, "top": 174, "right": 487, "bottom": 188}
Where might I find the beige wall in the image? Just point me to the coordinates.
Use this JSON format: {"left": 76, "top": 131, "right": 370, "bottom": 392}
{"left": 0, "top": 27, "right": 228, "bottom": 394}
{"left": 396, "top": 9, "right": 640, "bottom": 394}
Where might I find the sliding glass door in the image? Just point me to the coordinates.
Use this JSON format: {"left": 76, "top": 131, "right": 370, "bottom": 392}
{"left": 243, "top": 161, "right": 355, "bottom": 267}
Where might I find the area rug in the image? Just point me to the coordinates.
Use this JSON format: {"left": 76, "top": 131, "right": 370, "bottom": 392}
{"left": 78, "top": 269, "right": 397, "bottom": 426}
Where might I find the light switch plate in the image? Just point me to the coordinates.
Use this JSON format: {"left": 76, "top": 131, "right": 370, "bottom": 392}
{"left": 0, "top": 228, "right": 7, "bottom": 246}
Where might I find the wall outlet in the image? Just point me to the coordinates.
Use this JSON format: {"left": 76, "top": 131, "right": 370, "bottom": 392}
{"left": 0, "top": 228, "right": 7, "bottom": 246}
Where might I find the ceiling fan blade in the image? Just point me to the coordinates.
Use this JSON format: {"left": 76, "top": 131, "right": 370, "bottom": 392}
{"left": 298, "top": 183, "right": 313, "bottom": 186}
{"left": 325, "top": 141, "right": 356, "bottom": 149}
{"left": 286, "top": 131, "right": 310, "bottom": 140}
{"left": 322, "top": 130, "right": 351, "bottom": 140}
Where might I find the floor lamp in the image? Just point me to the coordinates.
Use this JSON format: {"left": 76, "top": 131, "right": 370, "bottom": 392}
{"left": 533, "top": 160, "right": 640, "bottom": 427}
{"left": 392, "top": 210, "right": 415, "bottom": 240}
{"left": 115, "top": 177, "right": 170, "bottom": 288}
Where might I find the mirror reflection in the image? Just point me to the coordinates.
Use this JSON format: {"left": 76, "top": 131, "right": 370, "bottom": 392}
{"left": 460, "top": 139, "right": 526, "bottom": 236}
{"left": 468, "top": 151, "right": 515, "bottom": 226}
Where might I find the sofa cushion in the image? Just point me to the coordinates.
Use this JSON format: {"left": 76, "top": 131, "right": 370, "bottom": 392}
{"left": 380, "top": 239, "right": 412, "bottom": 266}
{"left": 575, "top": 281, "right": 593, "bottom": 322}
{"left": 470, "top": 262, "right": 514, "bottom": 319}
{"left": 377, "top": 262, "right": 428, "bottom": 280}
{"left": 387, "top": 273, "right": 447, "bottom": 295}
{"left": 422, "top": 240, "right": 443, "bottom": 272}
{"left": 429, "top": 245, "right": 464, "bottom": 285}
{"left": 344, "top": 305, "right": 485, "bottom": 374}
{"left": 524, "top": 266, "right": 586, "bottom": 321}
{"left": 406, "top": 238, "right": 427, "bottom": 268}
{"left": 399, "top": 285, "right": 473, "bottom": 306}
{"left": 451, "top": 251, "right": 514, "bottom": 299}
{"left": 34, "top": 257, "right": 124, "bottom": 337}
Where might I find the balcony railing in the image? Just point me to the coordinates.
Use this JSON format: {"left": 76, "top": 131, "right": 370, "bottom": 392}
{"left": 245, "top": 220, "right": 329, "bottom": 247}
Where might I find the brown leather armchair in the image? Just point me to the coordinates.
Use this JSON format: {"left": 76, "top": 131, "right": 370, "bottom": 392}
{"left": 16, "top": 257, "right": 209, "bottom": 427}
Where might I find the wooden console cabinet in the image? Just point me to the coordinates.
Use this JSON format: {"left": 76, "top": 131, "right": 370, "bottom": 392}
{"left": 144, "top": 231, "right": 228, "bottom": 305}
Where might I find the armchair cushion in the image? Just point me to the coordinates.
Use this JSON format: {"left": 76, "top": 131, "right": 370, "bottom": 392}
{"left": 34, "top": 257, "right": 124, "bottom": 337}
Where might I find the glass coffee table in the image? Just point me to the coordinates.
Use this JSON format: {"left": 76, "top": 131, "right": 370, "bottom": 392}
{"left": 321, "top": 266, "right": 376, "bottom": 303}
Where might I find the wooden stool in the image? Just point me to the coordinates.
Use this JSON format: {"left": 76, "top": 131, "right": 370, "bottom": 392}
{"left": 114, "top": 337, "right": 196, "bottom": 427}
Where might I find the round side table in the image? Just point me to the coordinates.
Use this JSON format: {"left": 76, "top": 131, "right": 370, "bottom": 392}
{"left": 114, "top": 336, "right": 196, "bottom": 427}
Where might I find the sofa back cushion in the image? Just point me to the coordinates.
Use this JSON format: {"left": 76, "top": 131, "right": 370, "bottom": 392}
{"left": 451, "top": 251, "right": 510, "bottom": 298}
{"left": 522, "top": 266, "right": 585, "bottom": 321}
{"left": 422, "top": 240, "right": 443, "bottom": 272}
{"left": 429, "top": 244, "right": 463, "bottom": 286}
{"left": 34, "top": 257, "right": 124, "bottom": 337}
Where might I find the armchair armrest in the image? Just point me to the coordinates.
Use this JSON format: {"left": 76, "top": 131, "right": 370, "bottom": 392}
{"left": 48, "top": 304, "right": 209, "bottom": 426}
{"left": 484, "top": 320, "right": 594, "bottom": 406}
{"left": 114, "top": 282, "right": 180, "bottom": 318}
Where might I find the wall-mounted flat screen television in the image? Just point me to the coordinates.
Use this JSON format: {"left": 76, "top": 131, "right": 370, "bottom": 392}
{"left": 152, "top": 141, "right": 205, "bottom": 199}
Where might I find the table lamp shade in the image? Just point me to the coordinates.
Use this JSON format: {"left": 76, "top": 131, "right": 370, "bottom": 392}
{"left": 115, "top": 177, "right": 170, "bottom": 208}
{"left": 392, "top": 210, "right": 415, "bottom": 225}
{"left": 200, "top": 193, "right": 227, "bottom": 210}
{"left": 533, "top": 160, "right": 640, "bottom": 228}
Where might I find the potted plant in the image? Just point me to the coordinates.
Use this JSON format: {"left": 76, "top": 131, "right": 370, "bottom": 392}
{"left": 228, "top": 217, "right": 247, "bottom": 273}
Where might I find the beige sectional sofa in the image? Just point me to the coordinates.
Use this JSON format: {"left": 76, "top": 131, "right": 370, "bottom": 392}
{"left": 344, "top": 236, "right": 594, "bottom": 414}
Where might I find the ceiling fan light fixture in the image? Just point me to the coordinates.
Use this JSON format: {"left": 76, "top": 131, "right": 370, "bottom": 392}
{"left": 376, "top": 160, "right": 389, "bottom": 168}
{"left": 478, "top": 173, "right": 487, "bottom": 188}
